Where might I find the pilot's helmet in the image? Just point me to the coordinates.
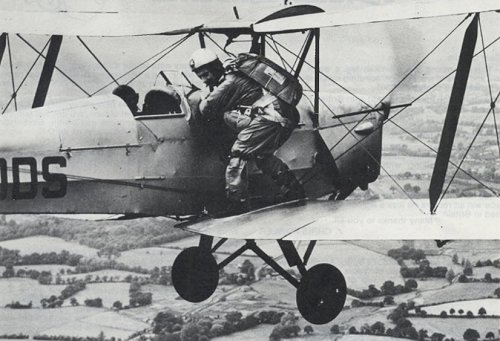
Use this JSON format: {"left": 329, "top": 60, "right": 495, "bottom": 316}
{"left": 189, "top": 48, "right": 219, "bottom": 71}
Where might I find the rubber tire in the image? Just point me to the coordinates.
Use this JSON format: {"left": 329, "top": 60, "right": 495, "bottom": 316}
{"left": 172, "top": 247, "right": 219, "bottom": 303}
{"left": 296, "top": 263, "right": 347, "bottom": 324}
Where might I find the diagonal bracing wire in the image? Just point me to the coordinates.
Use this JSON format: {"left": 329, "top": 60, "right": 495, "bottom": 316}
{"left": 374, "top": 15, "right": 470, "bottom": 107}
{"left": 16, "top": 34, "right": 91, "bottom": 97}
{"left": 6, "top": 34, "right": 17, "bottom": 111}
{"left": 2, "top": 38, "right": 51, "bottom": 114}
{"left": 323, "top": 35, "right": 500, "bottom": 183}
{"left": 91, "top": 33, "right": 193, "bottom": 96}
{"left": 478, "top": 16, "right": 500, "bottom": 156}
{"left": 125, "top": 34, "right": 191, "bottom": 86}
{"left": 77, "top": 36, "right": 119, "bottom": 86}
{"left": 203, "top": 33, "right": 235, "bottom": 58}
{"left": 435, "top": 90, "right": 500, "bottom": 210}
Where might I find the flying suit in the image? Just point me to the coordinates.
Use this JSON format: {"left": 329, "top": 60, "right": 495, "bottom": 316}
{"left": 199, "top": 70, "right": 304, "bottom": 203}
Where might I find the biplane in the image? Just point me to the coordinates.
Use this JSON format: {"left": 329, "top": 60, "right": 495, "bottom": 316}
{"left": 0, "top": 0, "right": 499, "bottom": 324}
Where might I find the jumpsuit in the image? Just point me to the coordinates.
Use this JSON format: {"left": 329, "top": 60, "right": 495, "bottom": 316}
{"left": 199, "top": 70, "right": 304, "bottom": 202}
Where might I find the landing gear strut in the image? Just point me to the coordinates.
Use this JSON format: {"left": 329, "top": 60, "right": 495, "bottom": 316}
{"left": 171, "top": 236, "right": 347, "bottom": 324}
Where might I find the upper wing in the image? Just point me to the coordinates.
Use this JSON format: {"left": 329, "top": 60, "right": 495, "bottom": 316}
{"left": 254, "top": 0, "right": 500, "bottom": 33}
{"left": 0, "top": 4, "right": 323, "bottom": 36}
{"left": 181, "top": 197, "right": 500, "bottom": 241}
{"left": 0, "top": 10, "right": 204, "bottom": 36}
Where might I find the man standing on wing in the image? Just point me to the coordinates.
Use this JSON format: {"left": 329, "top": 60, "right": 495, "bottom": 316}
{"left": 189, "top": 48, "right": 304, "bottom": 213}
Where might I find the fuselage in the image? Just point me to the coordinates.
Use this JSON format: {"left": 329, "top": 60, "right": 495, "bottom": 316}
{"left": 0, "top": 93, "right": 384, "bottom": 216}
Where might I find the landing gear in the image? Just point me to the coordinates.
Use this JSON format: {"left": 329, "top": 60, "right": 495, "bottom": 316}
{"left": 171, "top": 246, "right": 219, "bottom": 302}
{"left": 296, "top": 263, "right": 346, "bottom": 324}
{"left": 172, "top": 236, "right": 347, "bottom": 325}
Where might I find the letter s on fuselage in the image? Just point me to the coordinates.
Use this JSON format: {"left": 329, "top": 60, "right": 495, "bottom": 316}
{"left": 0, "top": 156, "right": 67, "bottom": 200}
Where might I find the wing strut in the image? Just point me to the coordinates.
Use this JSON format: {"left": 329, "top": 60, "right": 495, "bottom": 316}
{"left": 429, "top": 15, "right": 478, "bottom": 213}
{"left": 0, "top": 33, "right": 6, "bottom": 65}
{"left": 32, "top": 35, "right": 62, "bottom": 108}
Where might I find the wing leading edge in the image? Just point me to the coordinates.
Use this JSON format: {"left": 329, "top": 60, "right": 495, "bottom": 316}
{"left": 182, "top": 197, "right": 500, "bottom": 241}
{"left": 254, "top": 0, "right": 500, "bottom": 33}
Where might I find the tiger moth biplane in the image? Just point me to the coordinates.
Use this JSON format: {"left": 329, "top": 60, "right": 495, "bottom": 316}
{"left": 0, "top": 0, "right": 499, "bottom": 324}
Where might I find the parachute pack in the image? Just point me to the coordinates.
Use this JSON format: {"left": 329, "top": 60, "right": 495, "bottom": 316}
{"left": 232, "top": 53, "right": 303, "bottom": 106}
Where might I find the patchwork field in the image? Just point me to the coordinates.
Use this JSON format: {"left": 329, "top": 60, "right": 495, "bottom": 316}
{"left": 418, "top": 283, "right": 500, "bottom": 305}
{"left": 0, "top": 278, "right": 65, "bottom": 307}
{"left": 420, "top": 298, "right": 500, "bottom": 316}
{"left": 409, "top": 317, "right": 499, "bottom": 340}
{"left": 0, "top": 306, "right": 148, "bottom": 338}
{"left": 116, "top": 247, "right": 180, "bottom": 270}
{"left": 0, "top": 236, "right": 97, "bottom": 258}
{"left": 41, "top": 311, "right": 149, "bottom": 338}
{"left": 70, "top": 283, "right": 131, "bottom": 308}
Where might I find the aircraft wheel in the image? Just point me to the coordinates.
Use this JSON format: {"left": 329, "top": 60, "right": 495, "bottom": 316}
{"left": 296, "top": 263, "right": 347, "bottom": 324}
{"left": 172, "top": 247, "right": 219, "bottom": 303}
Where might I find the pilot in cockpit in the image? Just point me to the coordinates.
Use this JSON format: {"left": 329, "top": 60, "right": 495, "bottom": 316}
{"left": 112, "top": 84, "right": 139, "bottom": 116}
{"left": 113, "top": 84, "right": 181, "bottom": 117}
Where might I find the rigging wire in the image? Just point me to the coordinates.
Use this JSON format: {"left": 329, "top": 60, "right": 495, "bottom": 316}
{"left": 2, "top": 38, "right": 50, "bottom": 115}
{"left": 478, "top": 16, "right": 500, "bottom": 156}
{"left": 125, "top": 34, "right": 190, "bottom": 85}
{"left": 269, "top": 35, "right": 289, "bottom": 71}
{"left": 6, "top": 34, "right": 17, "bottom": 111}
{"left": 203, "top": 33, "right": 235, "bottom": 58}
{"left": 16, "top": 34, "right": 92, "bottom": 97}
{"left": 375, "top": 15, "right": 470, "bottom": 107}
{"left": 91, "top": 33, "right": 193, "bottom": 96}
{"left": 389, "top": 120, "right": 497, "bottom": 196}
{"left": 318, "top": 35, "right": 500, "bottom": 184}
{"left": 77, "top": 36, "right": 119, "bottom": 86}
{"left": 435, "top": 90, "right": 500, "bottom": 210}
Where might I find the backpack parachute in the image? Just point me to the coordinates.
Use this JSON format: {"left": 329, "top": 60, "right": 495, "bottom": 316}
{"left": 234, "top": 53, "right": 302, "bottom": 106}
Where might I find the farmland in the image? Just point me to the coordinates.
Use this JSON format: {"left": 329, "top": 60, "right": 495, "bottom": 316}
{"left": 0, "top": 307, "right": 149, "bottom": 338}
{"left": 409, "top": 317, "right": 498, "bottom": 340}
{"left": 420, "top": 298, "right": 500, "bottom": 316}
{"left": 0, "top": 236, "right": 97, "bottom": 258}
{"left": 0, "top": 278, "right": 65, "bottom": 307}
{"left": 70, "top": 283, "right": 131, "bottom": 308}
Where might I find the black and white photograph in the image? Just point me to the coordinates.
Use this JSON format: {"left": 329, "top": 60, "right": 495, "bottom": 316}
{"left": 0, "top": 0, "right": 499, "bottom": 340}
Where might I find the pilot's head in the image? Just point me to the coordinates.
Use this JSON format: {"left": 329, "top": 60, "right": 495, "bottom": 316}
{"left": 189, "top": 48, "right": 224, "bottom": 88}
{"left": 112, "top": 84, "right": 139, "bottom": 115}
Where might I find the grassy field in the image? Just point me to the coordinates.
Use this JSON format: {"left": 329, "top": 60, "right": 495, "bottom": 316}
{"left": 42, "top": 310, "right": 149, "bottom": 338}
{"left": 472, "top": 266, "right": 500, "bottom": 279}
{"left": 419, "top": 283, "right": 499, "bottom": 305}
{"left": 409, "top": 317, "right": 498, "bottom": 340}
{"left": 0, "top": 236, "right": 97, "bottom": 257}
{"left": 70, "top": 283, "right": 131, "bottom": 308}
{"left": 305, "top": 242, "right": 403, "bottom": 290}
{"left": 116, "top": 247, "right": 180, "bottom": 270}
{"left": 0, "top": 306, "right": 149, "bottom": 337}
{"left": 420, "top": 298, "right": 500, "bottom": 316}
{"left": 0, "top": 278, "right": 65, "bottom": 307}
